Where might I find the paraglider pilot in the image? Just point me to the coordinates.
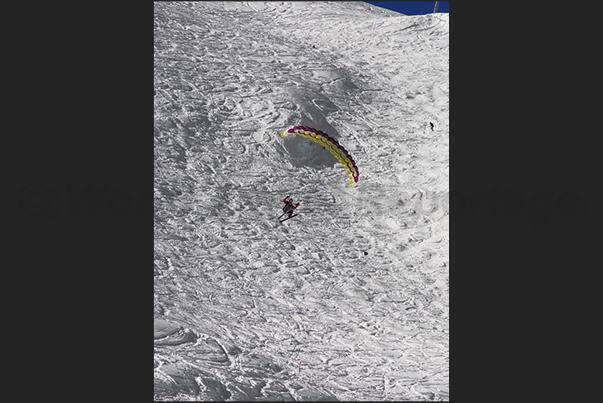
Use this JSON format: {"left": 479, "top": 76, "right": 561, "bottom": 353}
{"left": 282, "top": 195, "right": 299, "bottom": 218}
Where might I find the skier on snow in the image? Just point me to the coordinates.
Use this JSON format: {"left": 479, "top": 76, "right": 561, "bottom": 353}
{"left": 282, "top": 195, "right": 299, "bottom": 219}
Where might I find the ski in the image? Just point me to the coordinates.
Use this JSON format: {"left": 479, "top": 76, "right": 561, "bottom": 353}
{"left": 279, "top": 214, "right": 298, "bottom": 223}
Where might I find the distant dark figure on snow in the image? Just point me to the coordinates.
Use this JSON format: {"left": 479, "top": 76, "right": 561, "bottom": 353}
{"left": 429, "top": 122, "right": 434, "bottom": 131}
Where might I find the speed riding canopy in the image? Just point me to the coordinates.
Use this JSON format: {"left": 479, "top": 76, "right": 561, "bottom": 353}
{"left": 281, "top": 126, "right": 359, "bottom": 187}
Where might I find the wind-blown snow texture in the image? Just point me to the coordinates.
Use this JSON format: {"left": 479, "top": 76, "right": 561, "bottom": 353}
{"left": 154, "top": 2, "right": 448, "bottom": 401}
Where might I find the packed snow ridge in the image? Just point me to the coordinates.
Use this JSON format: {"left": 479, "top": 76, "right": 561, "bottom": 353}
{"left": 154, "top": 2, "right": 448, "bottom": 401}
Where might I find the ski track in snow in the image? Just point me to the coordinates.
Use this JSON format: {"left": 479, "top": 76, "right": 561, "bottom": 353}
{"left": 154, "top": 2, "right": 448, "bottom": 401}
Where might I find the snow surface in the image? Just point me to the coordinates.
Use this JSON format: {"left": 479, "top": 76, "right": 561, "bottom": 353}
{"left": 154, "top": 2, "right": 448, "bottom": 401}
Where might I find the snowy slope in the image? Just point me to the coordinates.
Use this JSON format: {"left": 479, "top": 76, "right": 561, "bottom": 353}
{"left": 154, "top": 2, "right": 448, "bottom": 400}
